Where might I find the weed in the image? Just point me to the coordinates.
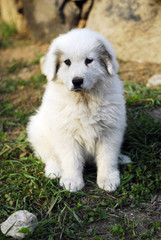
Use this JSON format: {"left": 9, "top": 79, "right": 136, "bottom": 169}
{"left": 0, "top": 22, "right": 17, "bottom": 48}
{"left": 29, "top": 74, "right": 46, "bottom": 89}
{"left": 7, "top": 61, "right": 28, "bottom": 74}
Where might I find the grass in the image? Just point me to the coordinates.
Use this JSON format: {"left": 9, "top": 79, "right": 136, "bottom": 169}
{"left": 0, "top": 58, "right": 161, "bottom": 239}
{"left": 0, "top": 22, "right": 17, "bottom": 48}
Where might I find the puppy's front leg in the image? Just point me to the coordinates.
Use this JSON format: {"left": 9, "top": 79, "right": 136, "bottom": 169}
{"left": 96, "top": 135, "right": 122, "bottom": 192}
{"left": 59, "top": 141, "right": 84, "bottom": 192}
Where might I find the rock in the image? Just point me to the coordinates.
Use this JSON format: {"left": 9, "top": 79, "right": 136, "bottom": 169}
{"left": 147, "top": 75, "right": 161, "bottom": 87}
{"left": 151, "top": 108, "right": 161, "bottom": 120}
{"left": 22, "top": 0, "right": 80, "bottom": 41}
{"left": 1, "top": 210, "right": 38, "bottom": 239}
{"left": 87, "top": 0, "right": 161, "bottom": 63}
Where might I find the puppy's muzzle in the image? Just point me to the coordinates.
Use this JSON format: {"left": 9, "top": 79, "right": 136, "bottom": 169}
{"left": 72, "top": 77, "right": 84, "bottom": 91}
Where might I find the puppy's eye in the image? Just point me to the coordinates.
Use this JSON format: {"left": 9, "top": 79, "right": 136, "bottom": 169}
{"left": 64, "top": 59, "right": 71, "bottom": 66}
{"left": 85, "top": 58, "right": 93, "bottom": 66}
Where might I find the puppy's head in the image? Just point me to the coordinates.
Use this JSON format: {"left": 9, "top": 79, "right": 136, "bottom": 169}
{"left": 42, "top": 29, "right": 119, "bottom": 91}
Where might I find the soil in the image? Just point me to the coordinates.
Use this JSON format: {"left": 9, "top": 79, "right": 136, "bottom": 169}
{"left": 0, "top": 41, "right": 49, "bottom": 65}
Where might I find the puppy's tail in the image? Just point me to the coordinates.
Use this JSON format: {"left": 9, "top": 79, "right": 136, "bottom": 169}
{"left": 119, "top": 154, "right": 132, "bottom": 164}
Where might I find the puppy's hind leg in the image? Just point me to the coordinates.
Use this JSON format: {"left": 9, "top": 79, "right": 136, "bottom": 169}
{"left": 27, "top": 119, "right": 60, "bottom": 179}
{"left": 44, "top": 157, "right": 61, "bottom": 179}
{"left": 34, "top": 146, "right": 61, "bottom": 179}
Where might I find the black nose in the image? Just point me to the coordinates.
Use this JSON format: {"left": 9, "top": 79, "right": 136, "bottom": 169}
{"left": 72, "top": 77, "right": 83, "bottom": 87}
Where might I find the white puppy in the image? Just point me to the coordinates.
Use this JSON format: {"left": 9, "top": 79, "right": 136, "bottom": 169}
{"left": 27, "top": 28, "right": 130, "bottom": 192}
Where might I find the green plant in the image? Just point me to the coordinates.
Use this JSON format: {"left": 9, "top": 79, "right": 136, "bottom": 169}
{"left": 0, "top": 22, "right": 17, "bottom": 48}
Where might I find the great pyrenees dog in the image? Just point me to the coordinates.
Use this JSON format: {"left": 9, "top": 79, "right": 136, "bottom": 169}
{"left": 27, "top": 28, "right": 130, "bottom": 192}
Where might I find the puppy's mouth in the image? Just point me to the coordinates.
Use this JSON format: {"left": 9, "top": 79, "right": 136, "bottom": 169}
{"left": 71, "top": 87, "right": 84, "bottom": 92}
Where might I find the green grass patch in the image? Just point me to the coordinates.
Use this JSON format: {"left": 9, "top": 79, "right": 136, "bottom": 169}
{"left": 7, "top": 61, "right": 28, "bottom": 74}
{"left": 0, "top": 22, "right": 17, "bottom": 48}
{"left": 0, "top": 80, "right": 161, "bottom": 239}
{"left": 0, "top": 74, "right": 46, "bottom": 94}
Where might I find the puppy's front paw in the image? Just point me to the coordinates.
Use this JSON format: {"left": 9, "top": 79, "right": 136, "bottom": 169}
{"left": 60, "top": 177, "right": 84, "bottom": 192}
{"left": 97, "top": 170, "right": 120, "bottom": 192}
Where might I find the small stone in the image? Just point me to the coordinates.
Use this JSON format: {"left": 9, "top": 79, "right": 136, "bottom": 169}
{"left": 1, "top": 210, "right": 38, "bottom": 239}
{"left": 151, "top": 107, "right": 161, "bottom": 120}
{"left": 147, "top": 75, "right": 161, "bottom": 87}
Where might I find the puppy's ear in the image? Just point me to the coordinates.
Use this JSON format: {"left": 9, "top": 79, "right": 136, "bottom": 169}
{"left": 97, "top": 41, "right": 119, "bottom": 75}
{"left": 41, "top": 42, "right": 60, "bottom": 81}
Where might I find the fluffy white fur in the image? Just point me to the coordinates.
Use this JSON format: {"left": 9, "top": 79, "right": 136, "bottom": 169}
{"left": 27, "top": 28, "right": 130, "bottom": 192}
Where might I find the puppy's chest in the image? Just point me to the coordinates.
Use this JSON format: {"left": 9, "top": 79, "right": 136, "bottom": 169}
{"left": 63, "top": 102, "right": 106, "bottom": 142}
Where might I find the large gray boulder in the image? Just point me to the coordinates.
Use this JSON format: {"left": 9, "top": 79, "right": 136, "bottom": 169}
{"left": 87, "top": 0, "right": 161, "bottom": 63}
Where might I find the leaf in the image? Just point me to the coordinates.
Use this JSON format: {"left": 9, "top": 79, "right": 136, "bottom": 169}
{"left": 18, "top": 227, "right": 31, "bottom": 234}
